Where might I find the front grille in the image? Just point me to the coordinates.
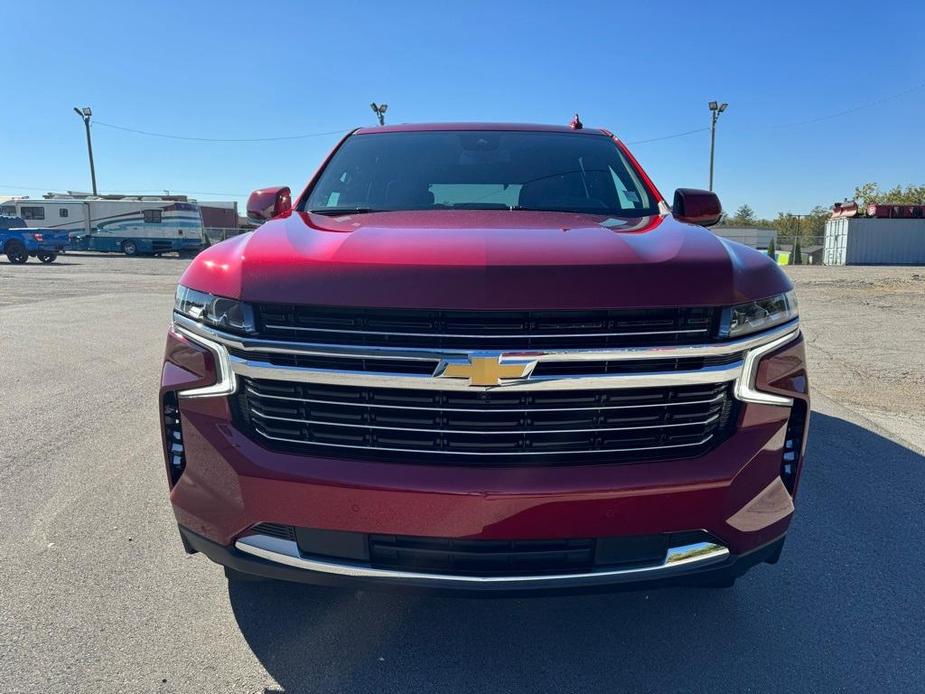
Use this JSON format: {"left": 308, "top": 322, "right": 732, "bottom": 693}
{"left": 252, "top": 305, "right": 719, "bottom": 350}
{"left": 232, "top": 377, "right": 738, "bottom": 464}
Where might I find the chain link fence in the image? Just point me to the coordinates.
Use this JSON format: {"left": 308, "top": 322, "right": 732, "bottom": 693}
{"left": 712, "top": 228, "right": 828, "bottom": 264}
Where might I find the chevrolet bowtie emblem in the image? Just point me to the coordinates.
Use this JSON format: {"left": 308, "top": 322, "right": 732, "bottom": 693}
{"left": 436, "top": 354, "right": 537, "bottom": 386}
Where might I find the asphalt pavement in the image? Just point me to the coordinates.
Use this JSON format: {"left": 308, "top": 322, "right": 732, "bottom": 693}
{"left": 1, "top": 255, "right": 923, "bottom": 693}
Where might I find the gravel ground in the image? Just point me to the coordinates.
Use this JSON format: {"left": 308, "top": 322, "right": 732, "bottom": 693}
{"left": 1, "top": 254, "right": 923, "bottom": 693}
{"left": 786, "top": 265, "right": 925, "bottom": 451}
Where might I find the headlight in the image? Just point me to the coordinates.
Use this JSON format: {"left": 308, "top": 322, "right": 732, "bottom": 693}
{"left": 720, "top": 290, "right": 798, "bottom": 338}
{"left": 174, "top": 286, "right": 255, "bottom": 334}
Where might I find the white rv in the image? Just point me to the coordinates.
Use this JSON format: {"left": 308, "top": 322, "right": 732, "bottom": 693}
{"left": 0, "top": 193, "right": 206, "bottom": 255}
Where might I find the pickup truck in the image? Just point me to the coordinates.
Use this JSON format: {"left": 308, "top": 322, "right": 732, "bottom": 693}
{"left": 160, "top": 122, "right": 809, "bottom": 593}
{"left": 1, "top": 216, "right": 71, "bottom": 264}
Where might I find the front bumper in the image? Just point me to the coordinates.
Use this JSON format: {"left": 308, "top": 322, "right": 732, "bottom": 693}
{"left": 180, "top": 524, "right": 785, "bottom": 594}
{"left": 161, "top": 322, "right": 809, "bottom": 591}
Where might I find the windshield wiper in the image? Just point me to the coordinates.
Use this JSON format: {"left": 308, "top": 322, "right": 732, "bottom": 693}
{"left": 510, "top": 205, "right": 611, "bottom": 215}
{"left": 308, "top": 207, "right": 383, "bottom": 216}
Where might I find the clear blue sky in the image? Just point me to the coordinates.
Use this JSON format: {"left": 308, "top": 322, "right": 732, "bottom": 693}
{"left": 2, "top": 0, "right": 923, "bottom": 220}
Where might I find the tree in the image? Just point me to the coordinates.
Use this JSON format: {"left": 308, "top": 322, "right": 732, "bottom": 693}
{"left": 880, "top": 184, "right": 925, "bottom": 204}
{"left": 802, "top": 206, "right": 829, "bottom": 241}
{"left": 853, "top": 182, "right": 880, "bottom": 209}
{"left": 732, "top": 204, "right": 756, "bottom": 226}
{"left": 853, "top": 182, "right": 925, "bottom": 208}
{"left": 773, "top": 213, "right": 801, "bottom": 246}
{"left": 792, "top": 238, "right": 803, "bottom": 265}
{"left": 767, "top": 237, "right": 776, "bottom": 260}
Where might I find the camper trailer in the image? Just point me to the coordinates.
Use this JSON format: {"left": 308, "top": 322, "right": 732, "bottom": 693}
{"left": 0, "top": 193, "right": 206, "bottom": 256}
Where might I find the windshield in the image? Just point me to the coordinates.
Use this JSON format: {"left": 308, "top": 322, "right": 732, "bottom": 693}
{"left": 304, "top": 130, "right": 659, "bottom": 217}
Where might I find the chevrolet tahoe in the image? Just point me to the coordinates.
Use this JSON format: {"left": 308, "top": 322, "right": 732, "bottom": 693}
{"left": 160, "top": 122, "right": 809, "bottom": 593}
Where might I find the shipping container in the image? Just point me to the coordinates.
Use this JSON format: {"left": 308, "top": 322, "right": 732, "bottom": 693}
{"left": 823, "top": 217, "right": 925, "bottom": 265}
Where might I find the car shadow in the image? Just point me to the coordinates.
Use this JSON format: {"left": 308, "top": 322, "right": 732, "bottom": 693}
{"left": 228, "top": 412, "right": 925, "bottom": 693}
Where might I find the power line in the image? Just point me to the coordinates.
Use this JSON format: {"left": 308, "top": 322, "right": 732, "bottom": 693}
{"left": 768, "top": 81, "right": 925, "bottom": 129}
{"left": 93, "top": 120, "right": 352, "bottom": 143}
{"left": 84, "top": 81, "right": 923, "bottom": 148}
{"left": 625, "top": 81, "right": 925, "bottom": 145}
{"left": 626, "top": 127, "right": 711, "bottom": 145}
{"left": 95, "top": 116, "right": 712, "bottom": 147}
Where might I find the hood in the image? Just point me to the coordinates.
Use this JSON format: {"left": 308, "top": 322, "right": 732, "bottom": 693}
{"left": 180, "top": 210, "right": 791, "bottom": 310}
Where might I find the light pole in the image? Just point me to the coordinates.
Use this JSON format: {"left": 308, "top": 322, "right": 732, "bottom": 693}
{"left": 370, "top": 102, "right": 388, "bottom": 126}
{"left": 707, "top": 101, "right": 727, "bottom": 192}
{"left": 73, "top": 106, "right": 98, "bottom": 195}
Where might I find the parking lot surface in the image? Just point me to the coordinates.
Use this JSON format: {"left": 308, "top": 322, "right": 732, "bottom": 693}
{"left": 1, "top": 255, "right": 924, "bottom": 693}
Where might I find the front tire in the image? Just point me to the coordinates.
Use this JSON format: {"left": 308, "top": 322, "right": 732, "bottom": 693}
{"left": 5, "top": 241, "right": 28, "bottom": 264}
{"left": 121, "top": 239, "right": 139, "bottom": 256}
{"left": 37, "top": 252, "right": 58, "bottom": 263}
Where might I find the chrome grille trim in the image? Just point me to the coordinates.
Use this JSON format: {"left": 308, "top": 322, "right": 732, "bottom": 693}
{"left": 248, "top": 427, "right": 717, "bottom": 457}
{"left": 244, "top": 384, "right": 727, "bottom": 412}
{"left": 173, "top": 313, "right": 799, "bottom": 363}
{"left": 229, "top": 355, "right": 743, "bottom": 391}
{"left": 248, "top": 407, "right": 720, "bottom": 435}
{"left": 171, "top": 315, "right": 799, "bottom": 405}
{"left": 173, "top": 324, "right": 237, "bottom": 399}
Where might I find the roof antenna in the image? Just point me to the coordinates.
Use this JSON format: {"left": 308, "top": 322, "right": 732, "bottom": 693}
{"left": 569, "top": 113, "right": 583, "bottom": 130}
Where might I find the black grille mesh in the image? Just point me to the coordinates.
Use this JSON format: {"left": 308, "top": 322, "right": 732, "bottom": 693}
{"left": 369, "top": 535, "right": 594, "bottom": 576}
{"left": 250, "top": 522, "right": 297, "bottom": 542}
{"left": 252, "top": 305, "right": 719, "bottom": 350}
{"left": 232, "top": 378, "right": 737, "bottom": 465}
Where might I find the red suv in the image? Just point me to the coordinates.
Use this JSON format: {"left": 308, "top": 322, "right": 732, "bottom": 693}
{"left": 161, "top": 123, "right": 808, "bottom": 593}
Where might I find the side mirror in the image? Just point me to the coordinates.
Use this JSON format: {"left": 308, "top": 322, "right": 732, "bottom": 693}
{"left": 246, "top": 186, "right": 292, "bottom": 222}
{"left": 672, "top": 188, "right": 722, "bottom": 227}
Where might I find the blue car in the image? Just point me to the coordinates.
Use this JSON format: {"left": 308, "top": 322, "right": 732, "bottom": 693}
{"left": 1, "top": 216, "right": 71, "bottom": 264}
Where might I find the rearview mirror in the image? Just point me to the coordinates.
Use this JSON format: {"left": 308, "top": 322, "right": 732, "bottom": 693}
{"left": 246, "top": 186, "right": 292, "bottom": 222}
{"left": 672, "top": 188, "right": 722, "bottom": 227}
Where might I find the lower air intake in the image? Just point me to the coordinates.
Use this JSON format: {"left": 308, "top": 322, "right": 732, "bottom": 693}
{"left": 369, "top": 534, "right": 595, "bottom": 576}
{"left": 250, "top": 522, "right": 297, "bottom": 542}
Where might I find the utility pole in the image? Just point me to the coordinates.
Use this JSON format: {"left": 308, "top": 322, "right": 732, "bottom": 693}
{"left": 707, "top": 101, "right": 727, "bottom": 192}
{"left": 73, "top": 106, "right": 98, "bottom": 195}
{"left": 370, "top": 102, "right": 388, "bottom": 126}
